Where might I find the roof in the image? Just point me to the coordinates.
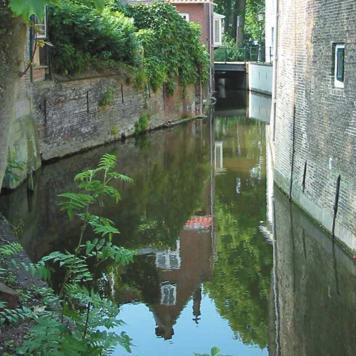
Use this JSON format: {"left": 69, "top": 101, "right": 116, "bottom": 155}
{"left": 214, "top": 12, "right": 225, "bottom": 18}
{"left": 184, "top": 216, "right": 213, "bottom": 230}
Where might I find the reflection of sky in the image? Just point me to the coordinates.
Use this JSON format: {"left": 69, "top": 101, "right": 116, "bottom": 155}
{"left": 114, "top": 295, "right": 268, "bottom": 356}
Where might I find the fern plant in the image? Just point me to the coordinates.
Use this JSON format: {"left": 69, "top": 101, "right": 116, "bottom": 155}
{"left": 0, "top": 154, "right": 135, "bottom": 355}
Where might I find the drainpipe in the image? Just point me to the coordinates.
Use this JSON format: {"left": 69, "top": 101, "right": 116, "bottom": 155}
{"left": 29, "top": 19, "right": 34, "bottom": 82}
{"left": 208, "top": 1, "right": 214, "bottom": 96}
{"left": 272, "top": 0, "right": 279, "bottom": 141}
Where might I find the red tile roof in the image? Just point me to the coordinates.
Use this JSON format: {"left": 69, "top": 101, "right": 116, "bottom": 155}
{"left": 184, "top": 216, "right": 213, "bottom": 230}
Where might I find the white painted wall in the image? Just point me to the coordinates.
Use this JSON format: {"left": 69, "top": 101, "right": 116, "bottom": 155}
{"left": 248, "top": 63, "right": 273, "bottom": 94}
{"left": 248, "top": 91, "right": 272, "bottom": 123}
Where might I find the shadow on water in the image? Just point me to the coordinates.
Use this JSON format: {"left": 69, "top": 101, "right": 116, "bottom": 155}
{"left": 0, "top": 88, "right": 355, "bottom": 355}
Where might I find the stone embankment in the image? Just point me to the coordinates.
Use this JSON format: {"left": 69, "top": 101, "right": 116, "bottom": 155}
{"left": 2, "top": 71, "right": 202, "bottom": 190}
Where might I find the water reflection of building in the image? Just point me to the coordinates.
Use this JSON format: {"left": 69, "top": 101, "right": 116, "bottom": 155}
{"left": 214, "top": 141, "right": 225, "bottom": 174}
{"left": 264, "top": 119, "right": 356, "bottom": 355}
{"left": 269, "top": 187, "right": 356, "bottom": 356}
{"left": 248, "top": 91, "right": 272, "bottom": 123}
{"left": 152, "top": 216, "right": 213, "bottom": 339}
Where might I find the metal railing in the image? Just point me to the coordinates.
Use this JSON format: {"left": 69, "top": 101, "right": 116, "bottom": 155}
{"left": 214, "top": 45, "right": 265, "bottom": 63}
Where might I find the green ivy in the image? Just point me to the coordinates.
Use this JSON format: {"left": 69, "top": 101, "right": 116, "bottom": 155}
{"left": 48, "top": 2, "right": 140, "bottom": 75}
{"left": 125, "top": 3, "right": 209, "bottom": 92}
{"left": 47, "top": 1, "right": 209, "bottom": 90}
{"left": 134, "top": 113, "right": 150, "bottom": 136}
{"left": 98, "top": 86, "right": 115, "bottom": 108}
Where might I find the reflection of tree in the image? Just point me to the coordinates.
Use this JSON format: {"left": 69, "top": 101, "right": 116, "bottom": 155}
{"left": 205, "top": 202, "right": 272, "bottom": 348}
{"left": 205, "top": 117, "right": 272, "bottom": 349}
{"left": 118, "top": 255, "right": 160, "bottom": 305}
{"left": 113, "top": 125, "right": 211, "bottom": 250}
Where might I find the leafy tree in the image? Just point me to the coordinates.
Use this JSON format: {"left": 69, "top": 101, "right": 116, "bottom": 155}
{"left": 7, "top": 0, "right": 105, "bottom": 18}
{"left": 214, "top": 0, "right": 246, "bottom": 43}
{"left": 244, "top": 0, "right": 264, "bottom": 42}
{"left": 214, "top": 0, "right": 264, "bottom": 44}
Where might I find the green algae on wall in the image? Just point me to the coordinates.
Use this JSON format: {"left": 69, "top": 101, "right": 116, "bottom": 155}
{"left": 0, "top": 5, "right": 28, "bottom": 190}
{"left": 3, "top": 115, "right": 41, "bottom": 190}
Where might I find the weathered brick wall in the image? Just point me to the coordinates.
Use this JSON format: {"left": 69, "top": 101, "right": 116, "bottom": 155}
{"left": 33, "top": 75, "right": 199, "bottom": 160}
{"left": 272, "top": 0, "right": 356, "bottom": 250}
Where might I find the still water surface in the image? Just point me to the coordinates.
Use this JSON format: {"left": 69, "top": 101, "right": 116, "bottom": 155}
{"left": 0, "top": 91, "right": 355, "bottom": 356}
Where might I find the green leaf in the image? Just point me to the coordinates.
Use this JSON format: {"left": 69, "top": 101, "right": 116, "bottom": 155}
{"left": 93, "top": 0, "right": 106, "bottom": 11}
{"left": 58, "top": 192, "right": 95, "bottom": 219}
{"left": 0, "top": 242, "right": 22, "bottom": 257}
{"left": 98, "top": 153, "right": 117, "bottom": 171}
{"left": 9, "top": 0, "right": 49, "bottom": 19}
{"left": 108, "top": 172, "right": 133, "bottom": 183}
{"left": 211, "top": 347, "right": 222, "bottom": 356}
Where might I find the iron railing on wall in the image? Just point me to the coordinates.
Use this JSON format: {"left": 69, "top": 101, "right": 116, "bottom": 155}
{"left": 214, "top": 45, "right": 265, "bottom": 63}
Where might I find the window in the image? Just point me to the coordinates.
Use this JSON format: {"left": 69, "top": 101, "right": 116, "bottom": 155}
{"left": 155, "top": 240, "right": 181, "bottom": 270}
{"left": 32, "top": 7, "right": 47, "bottom": 39}
{"left": 214, "top": 19, "right": 221, "bottom": 44}
{"left": 213, "top": 13, "right": 225, "bottom": 47}
{"left": 334, "top": 44, "right": 345, "bottom": 88}
{"left": 179, "top": 13, "right": 189, "bottom": 22}
{"left": 160, "top": 282, "right": 177, "bottom": 305}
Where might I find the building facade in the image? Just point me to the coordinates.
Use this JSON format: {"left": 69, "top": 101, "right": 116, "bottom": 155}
{"left": 267, "top": 0, "right": 356, "bottom": 251}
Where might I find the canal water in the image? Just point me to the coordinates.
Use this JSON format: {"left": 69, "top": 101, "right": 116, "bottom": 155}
{"left": 0, "top": 90, "right": 355, "bottom": 356}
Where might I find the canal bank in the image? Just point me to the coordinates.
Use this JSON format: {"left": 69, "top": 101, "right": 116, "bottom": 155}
{"left": 1, "top": 88, "right": 355, "bottom": 355}
{"left": 2, "top": 70, "right": 204, "bottom": 191}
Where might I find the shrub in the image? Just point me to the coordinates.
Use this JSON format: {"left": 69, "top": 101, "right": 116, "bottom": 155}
{"left": 48, "top": 3, "right": 140, "bottom": 75}
{"left": 134, "top": 113, "right": 150, "bottom": 136}
{"left": 99, "top": 86, "right": 115, "bottom": 108}
{"left": 214, "top": 35, "right": 246, "bottom": 62}
{"left": 125, "top": 3, "right": 209, "bottom": 93}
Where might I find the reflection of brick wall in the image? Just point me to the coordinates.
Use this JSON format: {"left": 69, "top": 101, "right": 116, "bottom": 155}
{"left": 152, "top": 229, "right": 213, "bottom": 336}
{"left": 272, "top": 187, "right": 356, "bottom": 356}
{"left": 272, "top": 0, "right": 356, "bottom": 250}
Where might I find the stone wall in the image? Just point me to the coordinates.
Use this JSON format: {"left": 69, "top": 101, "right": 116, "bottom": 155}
{"left": 1, "top": 26, "right": 41, "bottom": 190}
{"left": 271, "top": 0, "right": 356, "bottom": 251}
{"left": 33, "top": 75, "right": 199, "bottom": 161}
{"left": 1, "top": 69, "right": 201, "bottom": 190}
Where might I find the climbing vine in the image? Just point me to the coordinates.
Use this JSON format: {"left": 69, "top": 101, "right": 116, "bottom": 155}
{"left": 48, "top": 2, "right": 140, "bottom": 75}
{"left": 126, "top": 3, "right": 209, "bottom": 93}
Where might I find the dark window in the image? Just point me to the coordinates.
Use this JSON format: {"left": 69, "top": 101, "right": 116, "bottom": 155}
{"left": 336, "top": 47, "right": 345, "bottom": 82}
{"left": 333, "top": 43, "right": 345, "bottom": 88}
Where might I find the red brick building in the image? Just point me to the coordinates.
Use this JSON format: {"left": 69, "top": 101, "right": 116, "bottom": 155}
{"left": 167, "top": 0, "right": 224, "bottom": 52}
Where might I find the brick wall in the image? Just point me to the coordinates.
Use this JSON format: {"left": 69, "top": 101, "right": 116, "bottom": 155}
{"left": 33, "top": 75, "right": 199, "bottom": 161}
{"left": 272, "top": 0, "right": 356, "bottom": 251}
